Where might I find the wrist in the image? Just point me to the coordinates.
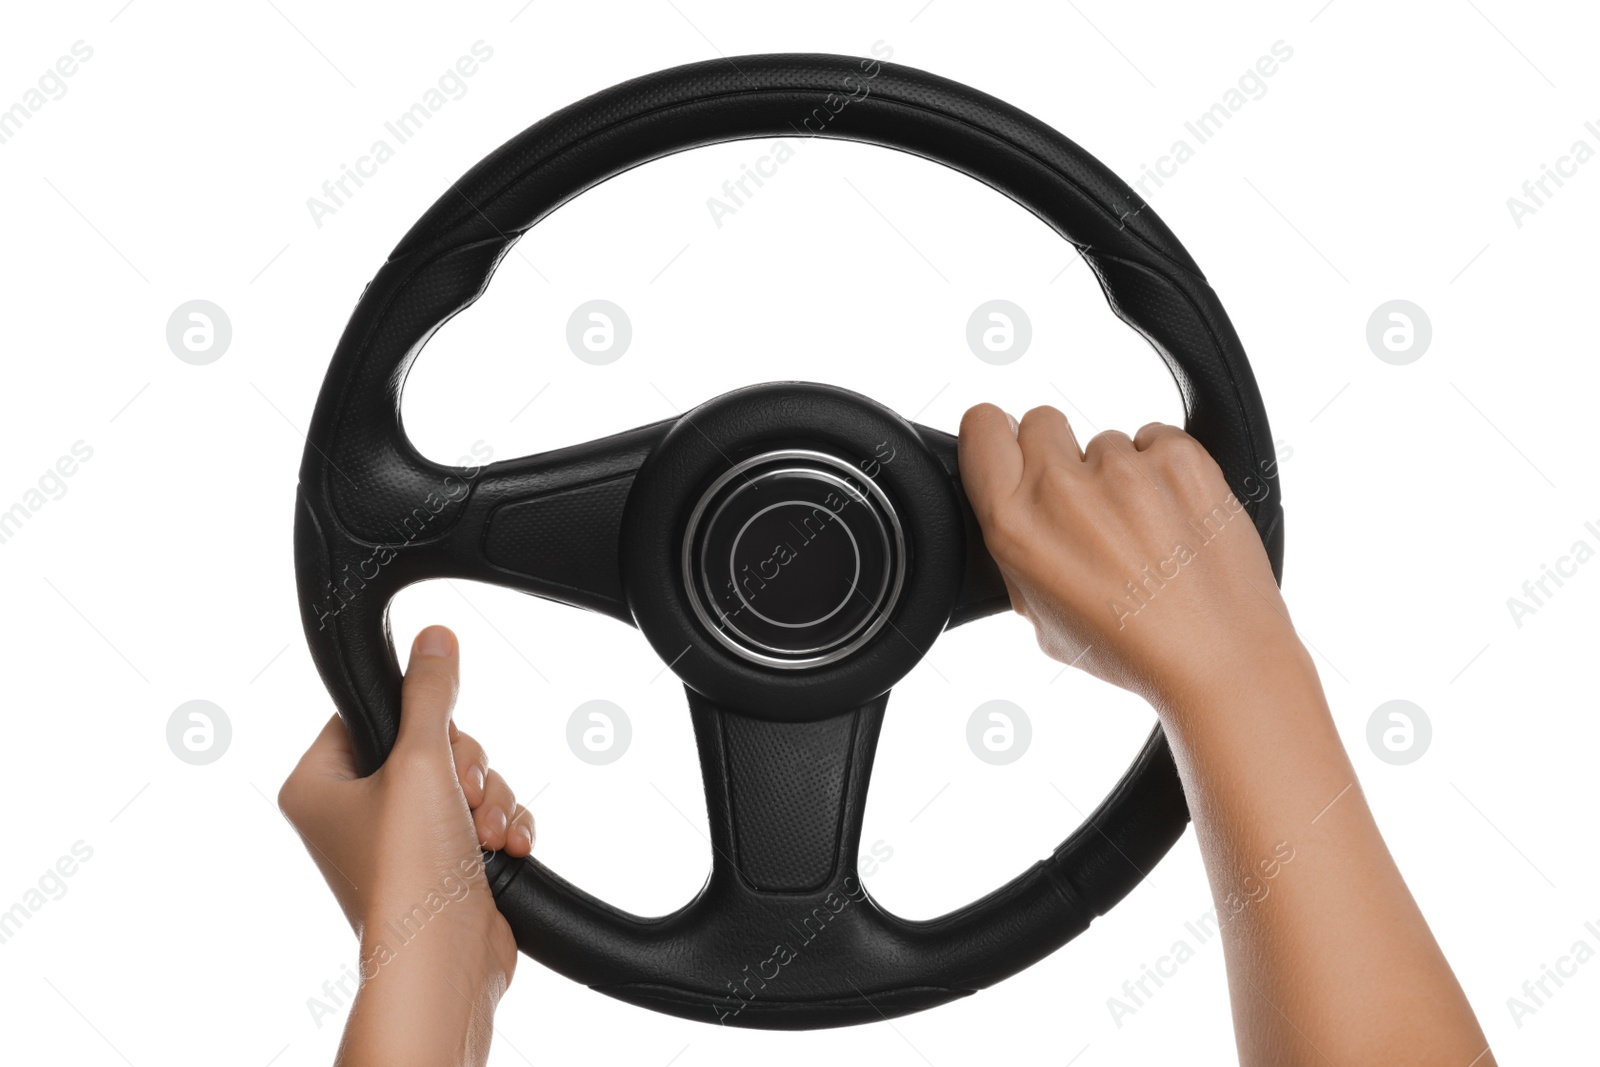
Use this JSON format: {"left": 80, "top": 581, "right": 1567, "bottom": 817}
{"left": 356, "top": 889, "right": 515, "bottom": 995}
{"left": 341, "top": 913, "right": 510, "bottom": 1067}
{"left": 1150, "top": 627, "right": 1320, "bottom": 728}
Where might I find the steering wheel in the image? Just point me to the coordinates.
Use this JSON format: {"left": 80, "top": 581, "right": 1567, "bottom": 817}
{"left": 295, "top": 53, "right": 1285, "bottom": 1030}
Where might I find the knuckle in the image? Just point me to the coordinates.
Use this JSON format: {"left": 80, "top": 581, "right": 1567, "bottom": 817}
{"left": 483, "top": 769, "right": 513, "bottom": 803}
{"left": 1159, "top": 431, "right": 1210, "bottom": 464}
{"left": 277, "top": 776, "right": 306, "bottom": 820}
{"left": 1145, "top": 433, "right": 1221, "bottom": 487}
{"left": 456, "top": 735, "right": 486, "bottom": 766}
{"left": 388, "top": 749, "right": 439, "bottom": 782}
{"left": 1085, "top": 429, "right": 1131, "bottom": 458}
{"left": 961, "top": 402, "right": 1009, "bottom": 440}
{"left": 1020, "top": 404, "right": 1064, "bottom": 428}
{"left": 1038, "top": 462, "right": 1078, "bottom": 500}
{"left": 980, "top": 502, "right": 1028, "bottom": 560}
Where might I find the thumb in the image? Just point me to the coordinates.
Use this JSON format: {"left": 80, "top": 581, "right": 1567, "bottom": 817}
{"left": 393, "top": 625, "right": 460, "bottom": 767}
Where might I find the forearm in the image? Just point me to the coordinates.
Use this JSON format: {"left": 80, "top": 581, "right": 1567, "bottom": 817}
{"left": 1157, "top": 636, "right": 1490, "bottom": 1066}
{"left": 336, "top": 923, "right": 507, "bottom": 1067}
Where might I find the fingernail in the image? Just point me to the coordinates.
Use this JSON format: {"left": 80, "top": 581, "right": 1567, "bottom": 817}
{"left": 1006, "top": 412, "right": 1019, "bottom": 436}
{"left": 468, "top": 764, "right": 485, "bottom": 798}
{"left": 416, "top": 627, "right": 454, "bottom": 657}
{"left": 510, "top": 825, "right": 532, "bottom": 852}
{"left": 484, "top": 807, "right": 508, "bottom": 839}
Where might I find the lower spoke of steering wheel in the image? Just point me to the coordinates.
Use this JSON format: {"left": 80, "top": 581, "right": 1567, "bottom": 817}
{"left": 686, "top": 686, "right": 885, "bottom": 895}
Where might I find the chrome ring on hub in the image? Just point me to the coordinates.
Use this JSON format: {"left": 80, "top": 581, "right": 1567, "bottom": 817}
{"left": 680, "top": 449, "right": 906, "bottom": 669}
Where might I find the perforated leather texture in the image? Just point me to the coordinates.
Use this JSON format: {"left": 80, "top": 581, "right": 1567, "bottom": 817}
{"left": 294, "top": 54, "right": 1284, "bottom": 1029}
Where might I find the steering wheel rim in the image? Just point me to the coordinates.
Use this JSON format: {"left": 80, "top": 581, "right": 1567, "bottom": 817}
{"left": 294, "top": 53, "right": 1285, "bottom": 1030}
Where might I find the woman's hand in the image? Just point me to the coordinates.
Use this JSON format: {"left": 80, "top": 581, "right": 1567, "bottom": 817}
{"left": 959, "top": 402, "right": 1492, "bottom": 1066}
{"left": 958, "top": 403, "right": 1294, "bottom": 710}
{"left": 279, "top": 625, "right": 534, "bottom": 1067}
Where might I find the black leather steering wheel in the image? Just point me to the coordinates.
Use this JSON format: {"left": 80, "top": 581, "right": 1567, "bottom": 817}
{"left": 295, "top": 53, "right": 1285, "bottom": 1030}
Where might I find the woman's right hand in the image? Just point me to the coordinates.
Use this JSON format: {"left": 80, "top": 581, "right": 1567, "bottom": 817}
{"left": 956, "top": 403, "right": 1300, "bottom": 709}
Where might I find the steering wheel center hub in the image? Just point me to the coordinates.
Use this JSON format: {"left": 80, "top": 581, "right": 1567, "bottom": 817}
{"left": 684, "top": 450, "right": 904, "bottom": 668}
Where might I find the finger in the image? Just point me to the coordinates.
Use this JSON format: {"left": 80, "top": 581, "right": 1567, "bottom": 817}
{"left": 278, "top": 714, "right": 357, "bottom": 819}
{"left": 1133, "top": 421, "right": 1186, "bottom": 451}
{"left": 475, "top": 769, "right": 515, "bottom": 851}
{"left": 506, "top": 804, "right": 536, "bottom": 857}
{"left": 958, "top": 403, "right": 1024, "bottom": 517}
{"left": 394, "top": 626, "right": 459, "bottom": 767}
{"left": 1083, "top": 429, "right": 1137, "bottom": 467}
{"left": 452, "top": 730, "right": 488, "bottom": 806}
{"left": 295, "top": 713, "right": 359, "bottom": 780}
{"left": 1016, "top": 405, "right": 1083, "bottom": 469}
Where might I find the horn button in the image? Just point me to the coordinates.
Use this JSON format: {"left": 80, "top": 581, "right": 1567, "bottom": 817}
{"left": 682, "top": 450, "right": 905, "bottom": 669}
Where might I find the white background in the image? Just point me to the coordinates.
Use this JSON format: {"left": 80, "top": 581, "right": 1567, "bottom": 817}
{"left": 1, "top": 1, "right": 1596, "bottom": 1063}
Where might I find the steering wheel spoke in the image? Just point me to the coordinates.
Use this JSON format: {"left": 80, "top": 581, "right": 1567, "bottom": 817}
{"left": 402, "top": 419, "right": 671, "bottom": 622}
{"left": 686, "top": 687, "right": 884, "bottom": 896}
